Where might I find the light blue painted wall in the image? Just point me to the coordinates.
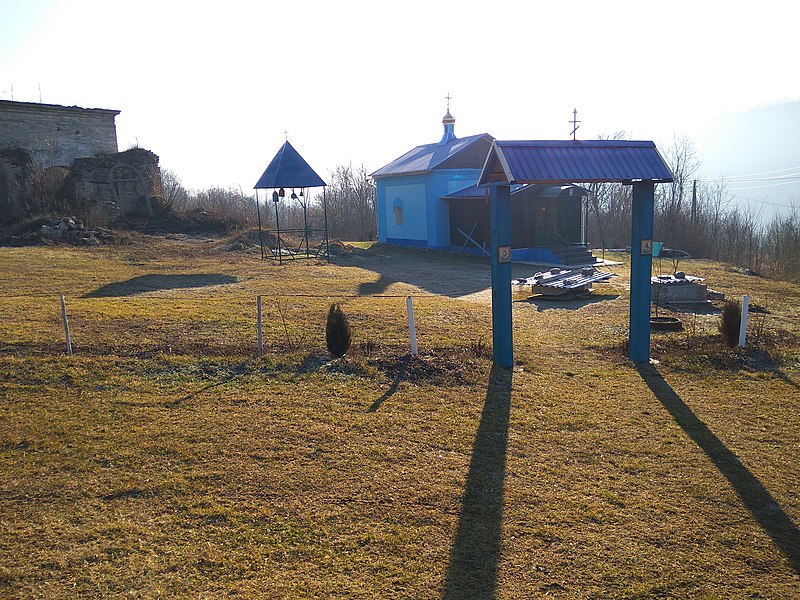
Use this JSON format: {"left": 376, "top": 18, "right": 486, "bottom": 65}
{"left": 384, "top": 181, "right": 427, "bottom": 242}
{"left": 376, "top": 182, "right": 389, "bottom": 243}
{"left": 427, "top": 169, "right": 480, "bottom": 248}
{"left": 375, "top": 168, "right": 481, "bottom": 249}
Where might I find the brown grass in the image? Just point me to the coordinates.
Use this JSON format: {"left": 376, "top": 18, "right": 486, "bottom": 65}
{"left": 0, "top": 242, "right": 798, "bottom": 597}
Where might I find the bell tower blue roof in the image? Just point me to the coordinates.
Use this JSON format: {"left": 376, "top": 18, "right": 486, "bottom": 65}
{"left": 254, "top": 140, "right": 326, "bottom": 189}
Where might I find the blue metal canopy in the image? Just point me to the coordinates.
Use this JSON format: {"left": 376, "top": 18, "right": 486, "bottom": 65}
{"left": 479, "top": 140, "right": 673, "bottom": 186}
{"left": 477, "top": 138, "right": 673, "bottom": 368}
{"left": 254, "top": 140, "right": 326, "bottom": 189}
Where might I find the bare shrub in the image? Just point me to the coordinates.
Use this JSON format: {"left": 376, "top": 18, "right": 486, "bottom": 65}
{"left": 760, "top": 205, "right": 800, "bottom": 282}
{"left": 28, "top": 166, "right": 70, "bottom": 215}
{"left": 324, "top": 164, "right": 376, "bottom": 241}
{"left": 159, "top": 168, "right": 190, "bottom": 213}
{"left": 468, "top": 338, "right": 491, "bottom": 359}
{"left": 357, "top": 340, "right": 377, "bottom": 358}
{"left": 180, "top": 186, "right": 256, "bottom": 230}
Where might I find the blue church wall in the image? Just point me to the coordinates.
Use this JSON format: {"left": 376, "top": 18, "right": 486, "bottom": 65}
{"left": 427, "top": 168, "right": 481, "bottom": 248}
{"left": 376, "top": 168, "right": 481, "bottom": 250}
{"left": 372, "top": 110, "right": 594, "bottom": 268}
{"left": 382, "top": 181, "right": 427, "bottom": 244}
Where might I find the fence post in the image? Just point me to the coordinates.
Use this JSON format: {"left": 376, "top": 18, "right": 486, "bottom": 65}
{"left": 738, "top": 295, "right": 750, "bottom": 348}
{"left": 257, "top": 295, "right": 263, "bottom": 357}
{"left": 406, "top": 296, "right": 418, "bottom": 356}
{"left": 60, "top": 293, "right": 73, "bottom": 356}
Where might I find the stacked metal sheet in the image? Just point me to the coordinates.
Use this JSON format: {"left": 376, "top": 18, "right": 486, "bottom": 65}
{"left": 512, "top": 266, "right": 616, "bottom": 299}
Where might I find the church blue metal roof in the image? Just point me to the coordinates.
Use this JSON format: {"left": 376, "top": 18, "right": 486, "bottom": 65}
{"left": 371, "top": 133, "right": 493, "bottom": 178}
{"left": 479, "top": 140, "right": 673, "bottom": 185}
{"left": 254, "top": 140, "right": 326, "bottom": 189}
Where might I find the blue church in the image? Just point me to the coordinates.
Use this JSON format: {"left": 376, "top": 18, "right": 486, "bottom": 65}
{"left": 372, "top": 108, "right": 594, "bottom": 265}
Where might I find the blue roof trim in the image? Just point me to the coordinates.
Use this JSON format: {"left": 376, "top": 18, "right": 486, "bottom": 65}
{"left": 442, "top": 184, "right": 487, "bottom": 199}
{"left": 442, "top": 183, "right": 582, "bottom": 200}
{"left": 479, "top": 140, "right": 674, "bottom": 185}
{"left": 371, "top": 133, "right": 493, "bottom": 178}
{"left": 254, "top": 140, "right": 326, "bottom": 189}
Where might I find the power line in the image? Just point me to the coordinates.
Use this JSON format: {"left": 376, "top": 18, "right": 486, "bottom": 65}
{"left": 721, "top": 165, "right": 800, "bottom": 178}
{"left": 729, "top": 180, "right": 800, "bottom": 191}
{"left": 697, "top": 174, "right": 800, "bottom": 184}
{"left": 732, "top": 194, "right": 799, "bottom": 209}
{"left": 728, "top": 175, "right": 800, "bottom": 183}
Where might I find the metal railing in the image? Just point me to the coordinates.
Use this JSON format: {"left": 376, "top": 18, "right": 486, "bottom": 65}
{"left": 583, "top": 224, "right": 606, "bottom": 263}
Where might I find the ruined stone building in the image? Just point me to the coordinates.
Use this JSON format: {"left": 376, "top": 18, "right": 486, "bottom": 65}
{"left": 0, "top": 100, "right": 160, "bottom": 223}
{"left": 0, "top": 99, "right": 120, "bottom": 166}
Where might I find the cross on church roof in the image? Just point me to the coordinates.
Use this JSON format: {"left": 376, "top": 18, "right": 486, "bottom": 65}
{"left": 445, "top": 93, "right": 452, "bottom": 112}
{"left": 569, "top": 108, "right": 581, "bottom": 141}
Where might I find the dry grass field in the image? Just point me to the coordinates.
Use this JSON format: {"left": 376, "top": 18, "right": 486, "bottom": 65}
{"left": 0, "top": 235, "right": 798, "bottom": 598}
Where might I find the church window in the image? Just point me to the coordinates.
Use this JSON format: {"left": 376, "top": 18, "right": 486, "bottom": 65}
{"left": 392, "top": 197, "right": 403, "bottom": 225}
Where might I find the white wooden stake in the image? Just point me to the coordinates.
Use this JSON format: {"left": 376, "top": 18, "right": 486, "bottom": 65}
{"left": 738, "top": 295, "right": 750, "bottom": 348}
{"left": 257, "top": 295, "right": 263, "bottom": 357}
{"left": 60, "top": 293, "right": 73, "bottom": 356}
{"left": 406, "top": 296, "right": 418, "bottom": 356}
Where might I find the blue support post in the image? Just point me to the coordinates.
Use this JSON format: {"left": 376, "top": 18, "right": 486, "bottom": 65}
{"left": 489, "top": 184, "right": 513, "bottom": 368}
{"left": 629, "top": 181, "right": 655, "bottom": 363}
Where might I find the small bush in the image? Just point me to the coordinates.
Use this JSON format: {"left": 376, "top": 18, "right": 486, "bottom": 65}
{"left": 326, "top": 303, "right": 351, "bottom": 358}
{"left": 719, "top": 299, "right": 741, "bottom": 347}
{"left": 468, "top": 338, "right": 491, "bottom": 359}
{"left": 357, "top": 340, "right": 377, "bottom": 358}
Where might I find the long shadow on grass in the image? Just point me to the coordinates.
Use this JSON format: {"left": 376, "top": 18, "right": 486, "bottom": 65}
{"left": 522, "top": 293, "right": 619, "bottom": 312}
{"left": 442, "top": 364, "right": 512, "bottom": 599}
{"left": 165, "top": 361, "right": 250, "bottom": 408}
{"left": 339, "top": 245, "right": 492, "bottom": 299}
{"left": 367, "top": 354, "right": 410, "bottom": 412}
{"left": 357, "top": 274, "right": 395, "bottom": 297}
{"left": 776, "top": 371, "right": 800, "bottom": 391}
{"left": 85, "top": 273, "right": 238, "bottom": 297}
{"left": 638, "top": 364, "right": 800, "bottom": 573}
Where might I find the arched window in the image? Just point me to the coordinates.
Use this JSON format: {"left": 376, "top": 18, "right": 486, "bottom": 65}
{"left": 392, "top": 197, "right": 403, "bottom": 225}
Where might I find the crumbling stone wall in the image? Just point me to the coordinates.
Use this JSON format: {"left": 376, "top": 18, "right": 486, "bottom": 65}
{"left": 0, "top": 100, "right": 161, "bottom": 223}
{"left": 0, "top": 149, "right": 34, "bottom": 222}
{"left": 69, "top": 148, "right": 160, "bottom": 218}
{"left": 0, "top": 100, "right": 120, "bottom": 168}
{"left": 0, "top": 147, "right": 160, "bottom": 223}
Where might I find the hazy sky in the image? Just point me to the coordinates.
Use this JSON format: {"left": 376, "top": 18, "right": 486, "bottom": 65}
{"left": 1, "top": 0, "right": 798, "bottom": 211}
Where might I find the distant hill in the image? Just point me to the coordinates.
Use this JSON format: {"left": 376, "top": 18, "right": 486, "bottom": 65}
{"left": 697, "top": 100, "right": 800, "bottom": 220}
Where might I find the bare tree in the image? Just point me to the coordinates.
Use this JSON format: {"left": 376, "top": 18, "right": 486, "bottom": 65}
{"left": 582, "top": 133, "right": 799, "bottom": 282}
{"left": 324, "top": 164, "right": 376, "bottom": 241}
{"left": 160, "top": 168, "right": 190, "bottom": 212}
{"left": 763, "top": 201, "right": 800, "bottom": 281}
{"left": 660, "top": 135, "right": 701, "bottom": 225}
{"left": 584, "top": 132, "right": 631, "bottom": 249}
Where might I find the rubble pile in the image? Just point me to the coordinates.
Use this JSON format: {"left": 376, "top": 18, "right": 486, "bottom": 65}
{"left": 4, "top": 216, "right": 116, "bottom": 246}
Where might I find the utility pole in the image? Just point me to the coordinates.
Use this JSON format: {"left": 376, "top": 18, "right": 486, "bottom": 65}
{"left": 691, "top": 179, "right": 697, "bottom": 223}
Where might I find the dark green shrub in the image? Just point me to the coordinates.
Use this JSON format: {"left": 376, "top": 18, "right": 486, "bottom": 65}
{"left": 719, "top": 299, "right": 741, "bottom": 347}
{"left": 326, "top": 303, "right": 351, "bottom": 357}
